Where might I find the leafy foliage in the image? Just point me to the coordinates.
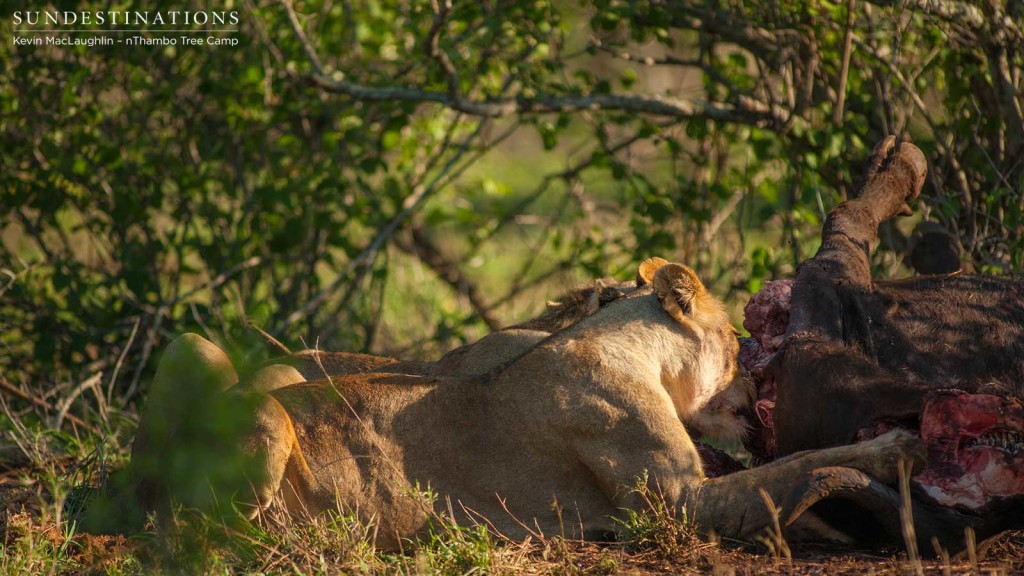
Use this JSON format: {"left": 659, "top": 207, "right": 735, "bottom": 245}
{"left": 2, "top": 0, "right": 1021, "bottom": 425}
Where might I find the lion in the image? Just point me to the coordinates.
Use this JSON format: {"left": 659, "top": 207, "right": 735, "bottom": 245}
{"left": 127, "top": 258, "right": 923, "bottom": 549}
{"left": 245, "top": 258, "right": 753, "bottom": 442}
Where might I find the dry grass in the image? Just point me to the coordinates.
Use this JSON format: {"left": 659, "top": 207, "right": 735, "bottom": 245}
{"left": 2, "top": 455, "right": 1023, "bottom": 576}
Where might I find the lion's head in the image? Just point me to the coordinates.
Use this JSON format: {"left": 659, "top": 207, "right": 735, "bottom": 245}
{"left": 647, "top": 260, "right": 743, "bottom": 417}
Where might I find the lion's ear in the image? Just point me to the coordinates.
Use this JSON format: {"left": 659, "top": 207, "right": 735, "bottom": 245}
{"left": 637, "top": 257, "right": 670, "bottom": 286}
{"left": 653, "top": 263, "right": 705, "bottom": 322}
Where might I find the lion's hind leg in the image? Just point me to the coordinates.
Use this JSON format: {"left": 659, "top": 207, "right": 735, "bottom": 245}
{"left": 127, "top": 334, "right": 316, "bottom": 525}
{"left": 235, "top": 393, "right": 317, "bottom": 521}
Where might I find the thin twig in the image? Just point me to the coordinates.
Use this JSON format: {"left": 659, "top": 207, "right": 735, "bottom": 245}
{"left": 643, "top": 1, "right": 801, "bottom": 57}
{"left": 123, "top": 305, "right": 167, "bottom": 404}
{"left": 834, "top": 0, "right": 856, "bottom": 126}
{"left": 247, "top": 321, "right": 292, "bottom": 355}
{"left": 280, "top": 0, "right": 324, "bottom": 74}
{"left": 852, "top": 33, "right": 976, "bottom": 211}
{"left": 54, "top": 373, "right": 104, "bottom": 432}
{"left": 0, "top": 392, "right": 43, "bottom": 467}
{"left": 704, "top": 187, "right": 747, "bottom": 243}
{"left": 0, "top": 376, "right": 95, "bottom": 433}
{"left": 395, "top": 226, "right": 502, "bottom": 331}
{"left": 176, "top": 255, "right": 265, "bottom": 303}
{"left": 474, "top": 125, "right": 664, "bottom": 251}
{"left": 588, "top": 38, "right": 738, "bottom": 90}
{"left": 898, "top": 459, "right": 924, "bottom": 576}
{"left": 863, "top": 0, "right": 987, "bottom": 30}
{"left": 106, "top": 316, "right": 141, "bottom": 407}
{"left": 425, "top": 0, "right": 460, "bottom": 99}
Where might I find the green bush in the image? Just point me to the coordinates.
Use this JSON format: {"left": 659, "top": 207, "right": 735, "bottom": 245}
{"left": 2, "top": 0, "right": 1020, "bottom": 416}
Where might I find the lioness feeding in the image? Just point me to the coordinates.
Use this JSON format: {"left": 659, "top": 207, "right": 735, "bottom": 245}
{"left": 128, "top": 259, "right": 923, "bottom": 549}
{"left": 246, "top": 261, "right": 753, "bottom": 446}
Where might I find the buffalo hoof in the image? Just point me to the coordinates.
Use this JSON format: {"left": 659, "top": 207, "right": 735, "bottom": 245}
{"left": 859, "top": 136, "right": 928, "bottom": 219}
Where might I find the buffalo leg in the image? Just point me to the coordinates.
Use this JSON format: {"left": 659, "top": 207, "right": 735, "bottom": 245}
{"left": 786, "top": 137, "right": 927, "bottom": 338}
{"left": 694, "top": 429, "right": 924, "bottom": 539}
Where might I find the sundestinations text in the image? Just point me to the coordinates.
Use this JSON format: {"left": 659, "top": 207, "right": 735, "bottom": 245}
{"left": 13, "top": 11, "right": 240, "bottom": 27}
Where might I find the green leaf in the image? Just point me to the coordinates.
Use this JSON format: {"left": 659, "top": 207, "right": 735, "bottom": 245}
{"left": 620, "top": 68, "right": 638, "bottom": 89}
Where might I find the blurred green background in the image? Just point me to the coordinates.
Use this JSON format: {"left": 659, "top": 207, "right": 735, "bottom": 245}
{"left": 2, "top": 0, "right": 1022, "bottom": 437}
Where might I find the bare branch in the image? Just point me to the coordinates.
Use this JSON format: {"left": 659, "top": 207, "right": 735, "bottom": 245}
{"left": 308, "top": 73, "right": 786, "bottom": 125}
{"left": 283, "top": 0, "right": 798, "bottom": 128}
{"left": 863, "top": 0, "right": 985, "bottom": 29}
{"left": 0, "top": 375, "right": 96, "bottom": 434}
{"left": 851, "top": 33, "right": 976, "bottom": 208}
{"left": 980, "top": 34, "right": 1024, "bottom": 153}
{"left": 644, "top": 1, "right": 800, "bottom": 55}
{"left": 704, "top": 186, "right": 747, "bottom": 244}
{"left": 834, "top": 0, "right": 857, "bottom": 126}
{"left": 587, "top": 38, "right": 739, "bottom": 92}
{"left": 474, "top": 124, "right": 667, "bottom": 250}
{"left": 278, "top": 118, "right": 493, "bottom": 332}
{"left": 176, "top": 255, "right": 265, "bottom": 303}
{"left": 54, "top": 372, "right": 104, "bottom": 432}
{"left": 425, "top": 0, "right": 460, "bottom": 100}
{"left": 588, "top": 38, "right": 704, "bottom": 68}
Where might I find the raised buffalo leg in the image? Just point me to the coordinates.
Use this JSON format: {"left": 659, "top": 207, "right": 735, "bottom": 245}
{"left": 786, "top": 137, "right": 928, "bottom": 339}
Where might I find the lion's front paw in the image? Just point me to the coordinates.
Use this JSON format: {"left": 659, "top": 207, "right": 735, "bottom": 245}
{"left": 854, "top": 429, "right": 926, "bottom": 483}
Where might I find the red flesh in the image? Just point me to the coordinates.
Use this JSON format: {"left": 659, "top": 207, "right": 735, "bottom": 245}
{"left": 742, "top": 279, "right": 793, "bottom": 357}
{"left": 914, "top": 390, "right": 1024, "bottom": 510}
{"left": 739, "top": 279, "right": 792, "bottom": 462}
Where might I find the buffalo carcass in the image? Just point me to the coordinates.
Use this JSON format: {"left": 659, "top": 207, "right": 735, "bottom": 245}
{"left": 740, "top": 137, "right": 1024, "bottom": 549}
